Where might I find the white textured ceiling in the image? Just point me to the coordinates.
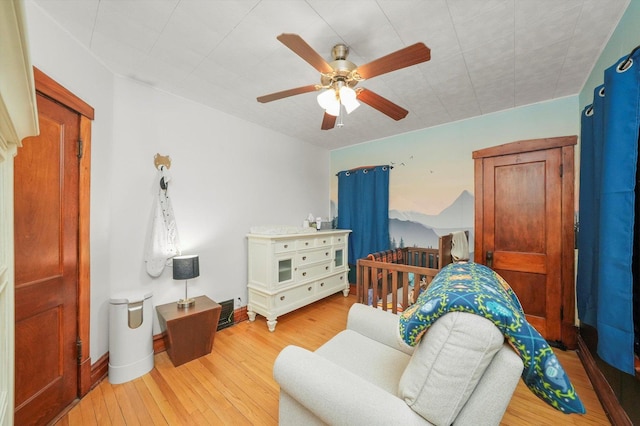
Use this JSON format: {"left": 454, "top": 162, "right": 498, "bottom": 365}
{"left": 32, "top": 0, "right": 629, "bottom": 150}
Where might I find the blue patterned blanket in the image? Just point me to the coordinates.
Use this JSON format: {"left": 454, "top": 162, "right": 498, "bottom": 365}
{"left": 399, "top": 262, "right": 585, "bottom": 414}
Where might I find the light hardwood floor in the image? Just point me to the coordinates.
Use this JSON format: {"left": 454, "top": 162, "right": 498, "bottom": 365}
{"left": 55, "top": 293, "right": 610, "bottom": 425}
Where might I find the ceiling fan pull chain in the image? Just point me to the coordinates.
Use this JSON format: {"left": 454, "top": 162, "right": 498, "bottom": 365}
{"left": 336, "top": 104, "right": 344, "bottom": 128}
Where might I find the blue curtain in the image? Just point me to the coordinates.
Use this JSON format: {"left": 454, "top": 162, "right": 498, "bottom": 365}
{"left": 337, "top": 165, "right": 390, "bottom": 266}
{"left": 577, "top": 48, "right": 640, "bottom": 375}
{"left": 577, "top": 85, "right": 605, "bottom": 328}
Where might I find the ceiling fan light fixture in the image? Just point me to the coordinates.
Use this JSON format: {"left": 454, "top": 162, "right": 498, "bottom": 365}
{"left": 325, "top": 100, "right": 341, "bottom": 116}
{"left": 317, "top": 89, "right": 337, "bottom": 109}
{"left": 343, "top": 99, "right": 360, "bottom": 114}
{"left": 339, "top": 86, "right": 360, "bottom": 114}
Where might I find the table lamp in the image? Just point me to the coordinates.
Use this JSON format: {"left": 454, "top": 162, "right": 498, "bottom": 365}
{"left": 173, "top": 254, "right": 199, "bottom": 308}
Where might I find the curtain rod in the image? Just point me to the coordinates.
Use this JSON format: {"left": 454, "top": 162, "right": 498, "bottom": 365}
{"left": 335, "top": 164, "right": 393, "bottom": 176}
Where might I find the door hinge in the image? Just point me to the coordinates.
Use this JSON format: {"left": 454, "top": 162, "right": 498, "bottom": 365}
{"left": 77, "top": 138, "right": 83, "bottom": 159}
{"left": 76, "top": 338, "right": 82, "bottom": 364}
{"left": 559, "top": 164, "right": 563, "bottom": 177}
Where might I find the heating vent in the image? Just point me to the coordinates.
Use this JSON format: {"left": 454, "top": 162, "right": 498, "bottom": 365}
{"left": 217, "top": 299, "right": 234, "bottom": 331}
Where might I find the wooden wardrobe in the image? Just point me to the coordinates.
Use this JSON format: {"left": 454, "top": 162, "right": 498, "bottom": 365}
{"left": 473, "top": 136, "right": 577, "bottom": 349}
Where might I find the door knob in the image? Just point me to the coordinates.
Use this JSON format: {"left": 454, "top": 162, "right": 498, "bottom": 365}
{"left": 486, "top": 251, "right": 493, "bottom": 268}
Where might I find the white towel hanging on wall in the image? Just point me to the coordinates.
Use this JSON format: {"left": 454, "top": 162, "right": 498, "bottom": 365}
{"left": 450, "top": 230, "right": 469, "bottom": 262}
{"left": 144, "top": 166, "right": 181, "bottom": 277}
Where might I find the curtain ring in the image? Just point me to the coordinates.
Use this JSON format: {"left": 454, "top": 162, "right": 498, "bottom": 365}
{"left": 618, "top": 45, "right": 639, "bottom": 72}
{"left": 345, "top": 171, "right": 350, "bottom": 176}
{"left": 363, "top": 169, "right": 368, "bottom": 174}
{"left": 598, "top": 87, "right": 605, "bottom": 97}
{"left": 382, "top": 166, "right": 388, "bottom": 171}
{"left": 617, "top": 58, "right": 633, "bottom": 73}
{"left": 585, "top": 105, "right": 594, "bottom": 117}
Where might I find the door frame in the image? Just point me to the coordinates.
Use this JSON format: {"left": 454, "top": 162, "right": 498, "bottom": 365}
{"left": 473, "top": 135, "right": 577, "bottom": 348}
{"left": 0, "top": 2, "right": 40, "bottom": 424}
{"left": 32, "top": 67, "right": 94, "bottom": 396}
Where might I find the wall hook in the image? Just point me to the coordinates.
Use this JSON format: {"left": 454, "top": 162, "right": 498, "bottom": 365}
{"left": 154, "top": 153, "right": 171, "bottom": 170}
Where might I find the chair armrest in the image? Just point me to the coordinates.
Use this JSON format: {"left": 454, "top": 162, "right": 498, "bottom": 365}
{"left": 273, "top": 345, "right": 428, "bottom": 425}
{"left": 346, "top": 303, "right": 414, "bottom": 355}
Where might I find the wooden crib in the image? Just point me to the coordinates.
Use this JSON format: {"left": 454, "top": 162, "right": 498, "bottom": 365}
{"left": 355, "top": 233, "right": 460, "bottom": 314}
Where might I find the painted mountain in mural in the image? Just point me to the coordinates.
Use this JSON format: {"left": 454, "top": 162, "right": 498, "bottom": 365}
{"left": 389, "top": 218, "right": 440, "bottom": 248}
{"left": 389, "top": 190, "right": 475, "bottom": 259}
{"left": 389, "top": 190, "right": 474, "bottom": 231}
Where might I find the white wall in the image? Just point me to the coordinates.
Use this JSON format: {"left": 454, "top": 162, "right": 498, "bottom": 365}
{"left": 110, "top": 77, "right": 331, "bottom": 334}
{"left": 25, "top": 1, "right": 331, "bottom": 361}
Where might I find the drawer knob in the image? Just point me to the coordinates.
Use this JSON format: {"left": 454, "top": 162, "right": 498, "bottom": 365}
{"left": 302, "top": 256, "right": 307, "bottom": 260}
{"left": 320, "top": 282, "right": 324, "bottom": 287}
{"left": 340, "top": 276, "right": 343, "bottom": 280}
{"left": 305, "top": 242, "right": 309, "bottom": 246}
{"left": 323, "top": 239, "right": 327, "bottom": 243}
{"left": 284, "top": 244, "right": 288, "bottom": 248}
{"left": 302, "top": 272, "right": 307, "bottom": 276}
{"left": 325, "top": 266, "right": 329, "bottom": 270}
{"left": 308, "top": 286, "right": 312, "bottom": 291}
{"left": 280, "top": 296, "right": 285, "bottom": 301}
{"left": 325, "top": 252, "right": 329, "bottom": 256}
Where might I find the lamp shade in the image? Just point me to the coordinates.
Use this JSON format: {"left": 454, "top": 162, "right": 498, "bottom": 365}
{"left": 173, "top": 255, "right": 199, "bottom": 280}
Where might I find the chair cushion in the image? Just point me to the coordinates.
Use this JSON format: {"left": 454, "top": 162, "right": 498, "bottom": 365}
{"left": 398, "top": 312, "right": 504, "bottom": 425}
{"left": 315, "top": 329, "right": 411, "bottom": 395}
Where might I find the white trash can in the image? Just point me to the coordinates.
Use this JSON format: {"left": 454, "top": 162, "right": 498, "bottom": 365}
{"left": 108, "top": 290, "right": 154, "bottom": 384}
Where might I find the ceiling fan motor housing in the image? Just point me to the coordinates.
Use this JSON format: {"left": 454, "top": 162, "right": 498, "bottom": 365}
{"left": 321, "top": 44, "right": 359, "bottom": 88}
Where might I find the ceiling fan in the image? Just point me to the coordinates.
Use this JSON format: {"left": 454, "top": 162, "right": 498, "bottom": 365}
{"left": 257, "top": 33, "right": 431, "bottom": 130}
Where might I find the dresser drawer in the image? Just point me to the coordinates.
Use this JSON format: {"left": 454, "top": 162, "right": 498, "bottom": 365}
{"left": 317, "top": 273, "right": 347, "bottom": 297}
{"left": 298, "top": 248, "right": 331, "bottom": 265}
{"left": 297, "top": 237, "right": 316, "bottom": 250}
{"left": 316, "top": 235, "right": 332, "bottom": 247}
{"left": 296, "top": 262, "right": 331, "bottom": 282}
{"left": 274, "top": 240, "right": 296, "bottom": 253}
{"left": 274, "top": 284, "right": 315, "bottom": 309}
{"left": 332, "top": 234, "right": 347, "bottom": 245}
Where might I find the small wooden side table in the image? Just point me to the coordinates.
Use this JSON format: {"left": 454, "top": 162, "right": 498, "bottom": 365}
{"left": 156, "top": 295, "right": 222, "bottom": 366}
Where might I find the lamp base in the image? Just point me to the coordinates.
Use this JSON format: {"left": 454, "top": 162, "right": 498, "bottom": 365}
{"left": 177, "top": 298, "right": 195, "bottom": 309}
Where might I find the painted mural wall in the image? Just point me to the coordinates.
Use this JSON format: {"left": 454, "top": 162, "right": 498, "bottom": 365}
{"left": 330, "top": 96, "right": 580, "bottom": 260}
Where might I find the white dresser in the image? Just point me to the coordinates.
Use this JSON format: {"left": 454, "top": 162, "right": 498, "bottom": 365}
{"left": 247, "top": 229, "right": 351, "bottom": 331}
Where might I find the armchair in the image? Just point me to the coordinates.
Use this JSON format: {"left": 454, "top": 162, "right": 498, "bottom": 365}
{"left": 273, "top": 303, "right": 523, "bottom": 425}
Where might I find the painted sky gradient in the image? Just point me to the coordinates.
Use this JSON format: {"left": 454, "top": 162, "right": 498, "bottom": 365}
{"left": 331, "top": 96, "right": 579, "bottom": 216}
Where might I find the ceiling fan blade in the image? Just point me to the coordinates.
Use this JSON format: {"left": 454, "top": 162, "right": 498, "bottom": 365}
{"left": 321, "top": 112, "right": 337, "bottom": 130}
{"left": 257, "top": 84, "right": 318, "bottom": 103}
{"left": 357, "top": 88, "right": 408, "bottom": 121}
{"left": 277, "top": 33, "right": 333, "bottom": 74}
{"left": 356, "top": 43, "right": 431, "bottom": 80}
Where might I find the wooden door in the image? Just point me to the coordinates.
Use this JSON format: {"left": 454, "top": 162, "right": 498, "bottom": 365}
{"left": 14, "top": 92, "right": 80, "bottom": 425}
{"left": 473, "top": 136, "right": 577, "bottom": 347}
